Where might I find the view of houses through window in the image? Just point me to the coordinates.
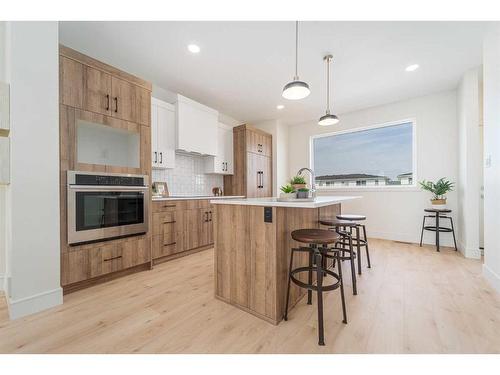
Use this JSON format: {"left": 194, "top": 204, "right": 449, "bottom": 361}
{"left": 312, "top": 121, "right": 414, "bottom": 188}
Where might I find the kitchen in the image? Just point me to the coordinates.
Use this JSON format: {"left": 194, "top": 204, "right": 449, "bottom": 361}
{"left": 1, "top": 17, "right": 500, "bottom": 363}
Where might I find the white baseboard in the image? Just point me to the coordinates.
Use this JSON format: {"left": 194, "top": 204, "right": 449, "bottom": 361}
{"left": 368, "top": 230, "right": 456, "bottom": 248}
{"left": 483, "top": 264, "right": 500, "bottom": 294}
{"left": 7, "top": 287, "right": 63, "bottom": 320}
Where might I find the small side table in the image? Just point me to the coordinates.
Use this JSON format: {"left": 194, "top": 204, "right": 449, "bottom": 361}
{"left": 419, "top": 208, "right": 458, "bottom": 252}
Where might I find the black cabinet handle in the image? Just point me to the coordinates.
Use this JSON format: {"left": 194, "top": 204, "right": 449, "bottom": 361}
{"left": 103, "top": 255, "right": 122, "bottom": 262}
{"left": 209, "top": 211, "right": 213, "bottom": 221}
{"left": 159, "top": 152, "right": 163, "bottom": 164}
{"left": 154, "top": 151, "right": 157, "bottom": 164}
{"left": 163, "top": 221, "right": 176, "bottom": 224}
{"left": 106, "top": 94, "right": 110, "bottom": 111}
{"left": 204, "top": 211, "right": 209, "bottom": 222}
{"left": 114, "top": 97, "right": 118, "bottom": 113}
{"left": 163, "top": 204, "right": 176, "bottom": 208}
{"left": 164, "top": 242, "right": 176, "bottom": 247}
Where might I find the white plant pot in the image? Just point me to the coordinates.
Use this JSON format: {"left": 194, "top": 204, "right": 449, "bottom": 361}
{"left": 279, "top": 192, "right": 296, "bottom": 200}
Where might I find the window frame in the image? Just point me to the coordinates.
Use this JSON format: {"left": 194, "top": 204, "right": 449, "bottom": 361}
{"left": 309, "top": 118, "right": 418, "bottom": 191}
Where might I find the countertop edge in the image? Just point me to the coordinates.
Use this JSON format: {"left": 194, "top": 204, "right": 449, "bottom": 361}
{"left": 152, "top": 195, "right": 245, "bottom": 201}
{"left": 209, "top": 196, "right": 361, "bottom": 208}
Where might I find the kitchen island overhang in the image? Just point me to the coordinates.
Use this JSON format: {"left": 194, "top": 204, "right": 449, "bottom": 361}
{"left": 210, "top": 196, "right": 361, "bottom": 325}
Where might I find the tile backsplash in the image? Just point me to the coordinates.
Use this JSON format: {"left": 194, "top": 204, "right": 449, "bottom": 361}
{"left": 152, "top": 153, "right": 223, "bottom": 196}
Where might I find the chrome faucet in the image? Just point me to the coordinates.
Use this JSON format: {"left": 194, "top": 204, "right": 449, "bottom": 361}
{"left": 297, "top": 167, "right": 316, "bottom": 198}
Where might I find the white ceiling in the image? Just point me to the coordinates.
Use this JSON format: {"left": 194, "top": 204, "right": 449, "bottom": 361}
{"left": 59, "top": 21, "right": 494, "bottom": 125}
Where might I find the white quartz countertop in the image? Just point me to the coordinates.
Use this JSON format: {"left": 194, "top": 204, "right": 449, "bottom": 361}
{"left": 209, "top": 196, "right": 361, "bottom": 208}
{"left": 153, "top": 195, "right": 244, "bottom": 201}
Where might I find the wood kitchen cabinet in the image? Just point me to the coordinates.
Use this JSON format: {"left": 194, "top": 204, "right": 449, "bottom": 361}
{"left": 60, "top": 46, "right": 151, "bottom": 126}
{"left": 224, "top": 124, "right": 273, "bottom": 198}
{"left": 59, "top": 45, "right": 153, "bottom": 293}
{"left": 151, "top": 199, "right": 214, "bottom": 265}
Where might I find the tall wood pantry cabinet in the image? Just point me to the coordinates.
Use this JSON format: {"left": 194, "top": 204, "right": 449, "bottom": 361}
{"left": 223, "top": 124, "right": 273, "bottom": 198}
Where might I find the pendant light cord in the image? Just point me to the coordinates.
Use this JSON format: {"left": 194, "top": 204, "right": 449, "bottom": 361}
{"left": 327, "top": 57, "right": 330, "bottom": 112}
{"left": 295, "top": 21, "right": 299, "bottom": 79}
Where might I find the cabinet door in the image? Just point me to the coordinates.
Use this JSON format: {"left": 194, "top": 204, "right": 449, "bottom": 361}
{"left": 83, "top": 66, "right": 112, "bottom": 116}
{"left": 260, "top": 156, "right": 273, "bottom": 197}
{"left": 246, "top": 152, "right": 261, "bottom": 198}
{"left": 261, "top": 135, "right": 272, "bottom": 157}
{"left": 135, "top": 86, "right": 151, "bottom": 126}
{"left": 157, "top": 103, "right": 176, "bottom": 168}
{"left": 111, "top": 77, "right": 137, "bottom": 123}
{"left": 60, "top": 56, "right": 84, "bottom": 108}
{"left": 151, "top": 102, "right": 159, "bottom": 167}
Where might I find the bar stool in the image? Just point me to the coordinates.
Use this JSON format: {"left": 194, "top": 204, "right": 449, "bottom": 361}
{"left": 336, "top": 214, "right": 372, "bottom": 274}
{"left": 419, "top": 208, "right": 457, "bottom": 252}
{"left": 319, "top": 219, "right": 358, "bottom": 295}
{"left": 284, "top": 228, "right": 347, "bottom": 346}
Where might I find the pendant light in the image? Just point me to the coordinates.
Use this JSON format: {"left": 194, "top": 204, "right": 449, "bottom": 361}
{"left": 318, "top": 54, "right": 339, "bottom": 126}
{"left": 282, "top": 21, "right": 311, "bottom": 100}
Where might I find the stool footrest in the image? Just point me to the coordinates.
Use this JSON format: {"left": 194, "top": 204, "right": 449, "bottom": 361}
{"left": 290, "top": 266, "right": 341, "bottom": 292}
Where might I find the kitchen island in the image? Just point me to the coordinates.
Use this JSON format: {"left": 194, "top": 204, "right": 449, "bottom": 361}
{"left": 210, "top": 196, "right": 360, "bottom": 325}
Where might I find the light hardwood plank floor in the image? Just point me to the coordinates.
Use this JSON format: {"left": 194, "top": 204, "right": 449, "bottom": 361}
{"left": 1, "top": 239, "right": 500, "bottom": 353}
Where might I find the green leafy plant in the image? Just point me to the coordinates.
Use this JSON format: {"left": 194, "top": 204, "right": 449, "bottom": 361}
{"left": 280, "top": 184, "right": 295, "bottom": 193}
{"left": 290, "top": 175, "right": 306, "bottom": 185}
{"left": 298, "top": 188, "right": 309, "bottom": 192}
{"left": 419, "top": 178, "right": 454, "bottom": 200}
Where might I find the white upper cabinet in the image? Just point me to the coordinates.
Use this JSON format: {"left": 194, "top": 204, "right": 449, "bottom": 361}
{"left": 151, "top": 98, "right": 175, "bottom": 169}
{"left": 205, "top": 122, "right": 234, "bottom": 175}
{"left": 175, "top": 95, "right": 218, "bottom": 156}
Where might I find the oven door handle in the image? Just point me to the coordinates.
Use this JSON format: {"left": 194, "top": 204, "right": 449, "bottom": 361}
{"left": 68, "top": 185, "right": 149, "bottom": 191}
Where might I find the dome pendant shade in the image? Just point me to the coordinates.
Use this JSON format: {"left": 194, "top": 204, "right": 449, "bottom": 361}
{"left": 318, "top": 111, "right": 339, "bottom": 126}
{"left": 282, "top": 21, "right": 310, "bottom": 101}
{"left": 282, "top": 79, "right": 311, "bottom": 100}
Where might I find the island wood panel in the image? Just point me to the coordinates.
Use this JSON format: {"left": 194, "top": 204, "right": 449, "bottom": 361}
{"left": 214, "top": 203, "right": 342, "bottom": 324}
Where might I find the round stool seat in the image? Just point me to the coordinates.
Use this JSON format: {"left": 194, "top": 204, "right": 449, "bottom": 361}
{"left": 291, "top": 229, "right": 340, "bottom": 245}
{"left": 336, "top": 214, "right": 366, "bottom": 221}
{"left": 319, "top": 219, "right": 358, "bottom": 227}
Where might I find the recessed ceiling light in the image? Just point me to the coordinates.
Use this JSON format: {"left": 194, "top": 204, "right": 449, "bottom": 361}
{"left": 276, "top": 105, "right": 284, "bottom": 110}
{"left": 405, "top": 64, "right": 419, "bottom": 72}
{"left": 187, "top": 44, "right": 200, "bottom": 54}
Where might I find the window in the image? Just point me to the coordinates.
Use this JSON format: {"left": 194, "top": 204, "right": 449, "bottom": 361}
{"left": 311, "top": 120, "right": 415, "bottom": 188}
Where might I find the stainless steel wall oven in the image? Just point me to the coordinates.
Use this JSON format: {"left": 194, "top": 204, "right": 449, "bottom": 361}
{"left": 67, "top": 171, "right": 149, "bottom": 245}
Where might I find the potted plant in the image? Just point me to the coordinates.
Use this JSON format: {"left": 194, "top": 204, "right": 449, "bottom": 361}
{"left": 419, "top": 178, "right": 454, "bottom": 208}
{"left": 279, "top": 184, "right": 296, "bottom": 200}
{"left": 290, "top": 175, "right": 307, "bottom": 190}
{"left": 297, "top": 187, "right": 310, "bottom": 199}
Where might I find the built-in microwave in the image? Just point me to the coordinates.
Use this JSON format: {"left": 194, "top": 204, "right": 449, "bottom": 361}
{"left": 67, "top": 171, "right": 149, "bottom": 245}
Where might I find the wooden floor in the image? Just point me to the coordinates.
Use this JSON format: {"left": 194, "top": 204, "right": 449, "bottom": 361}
{"left": 1, "top": 239, "right": 500, "bottom": 354}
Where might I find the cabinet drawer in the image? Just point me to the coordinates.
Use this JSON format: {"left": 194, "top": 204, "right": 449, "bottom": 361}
{"left": 152, "top": 201, "right": 178, "bottom": 213}
{"left": 152, "top": 211, "right": 176, "bottom": 235}
{"left": 89, "top": 237, "right": 149, "bottom": 278}
{"left": 89, "top": 243, "right": 123, "bottom": 278}
{"left": 152, "top": 232, "right": 182, "bottom": 259}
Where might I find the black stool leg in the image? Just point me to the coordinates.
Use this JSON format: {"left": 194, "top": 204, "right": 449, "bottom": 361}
{"left": 362, "top": 225, "right": 371, "bottom": 268}
{"left": 307, "top": 250, "right": 313, "bottom": 305}
{"left": 348, "top": 234, "right": 357, "bottom": 295}
{"left": 337, "top": 250, "right": 348, "bottom": 324}
{"left": 420, "top": 216, "right": 426, "bottom": 247}
{"left": 315, "top": 250, "right": 325, "bottom": 346}
{"left": 355, "top": 225, "right": 362, "bottom": 275}
{"left": 284, "top": 248, "right": 295, "bottom": 321}
{"left": 449, "top": 217, "right": 458, "bottom": 251}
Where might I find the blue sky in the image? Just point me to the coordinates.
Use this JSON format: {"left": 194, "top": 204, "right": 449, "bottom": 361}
{"left": 313, "top": 122, "right": 413, "bottom": 180}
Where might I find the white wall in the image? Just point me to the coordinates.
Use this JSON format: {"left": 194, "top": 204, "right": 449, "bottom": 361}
{"left": 253, "top": 120, "right": 289, "bottom": 196}
{"left": 457, "top": 68, "right": 482, "bottom": 259}
{"left": 288, "top": 90, "right": 459, "bottom": 247}
{"left": 0, "top": 21, "right": 6, "bottom": 290}
{"left": 482, "top": 30, "right": 500, "bottom": 292}
{"left": 4, "top": 22, "right": 62, "bottom": 318}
